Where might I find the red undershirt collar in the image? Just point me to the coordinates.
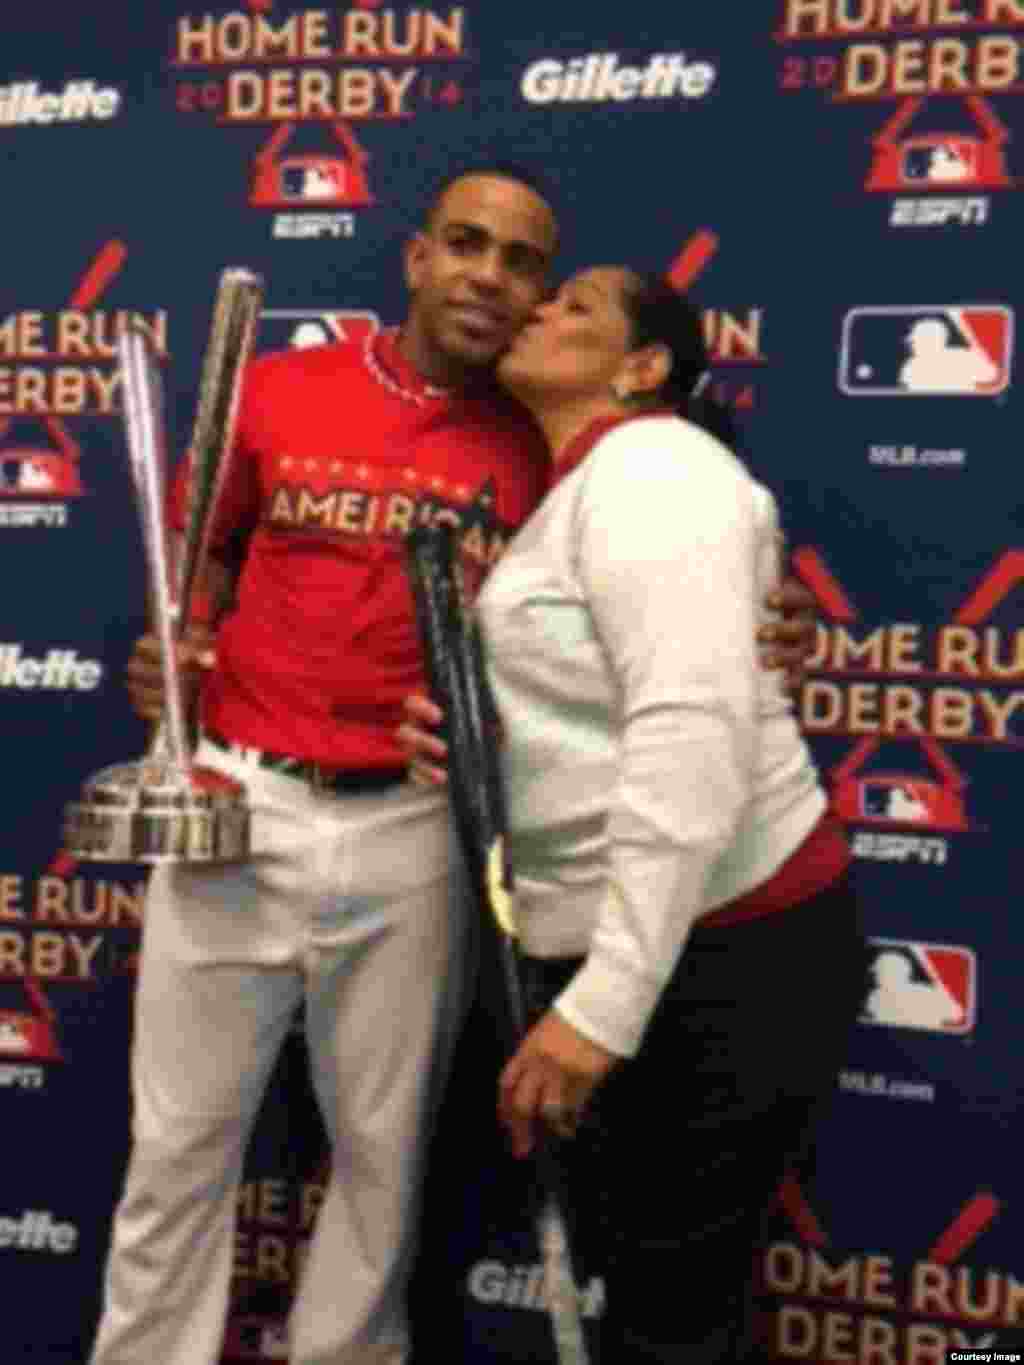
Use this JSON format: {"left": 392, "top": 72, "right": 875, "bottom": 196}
{"left": 552, "top": 408, "right": 676, "bottom": 486}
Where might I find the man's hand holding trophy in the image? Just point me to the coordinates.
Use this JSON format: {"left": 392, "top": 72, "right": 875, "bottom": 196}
{"left": 63, "top": 268, "right": 264, "bottom": 864}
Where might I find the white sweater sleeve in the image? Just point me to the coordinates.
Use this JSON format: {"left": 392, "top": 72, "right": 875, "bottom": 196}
{"left": 552, "top": 427, "right": 762, "bottom": 1057}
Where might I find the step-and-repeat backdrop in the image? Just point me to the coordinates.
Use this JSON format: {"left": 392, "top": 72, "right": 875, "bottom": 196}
{"left": 2, "top": 3, "right": 1022, "bottom": 1360}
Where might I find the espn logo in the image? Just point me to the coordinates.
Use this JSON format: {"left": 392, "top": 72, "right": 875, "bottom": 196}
{"left": 860, "top": 939, "right": 976, "bottom": 1037}
{"left": 272, "top": 214, "right": 355, "bottom": 241}
{"left": 838, "top": 305, "right": 1013, "bottom": 396}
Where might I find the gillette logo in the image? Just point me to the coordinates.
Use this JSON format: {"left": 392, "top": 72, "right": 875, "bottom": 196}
{"left": 468, "top": 1260, "right": 605, "bottom": 1317}
{"left": 0, "top": 645, "right": 102, "bottom": 691}
{"left": 521, "top": 53, "right": 716, "bottom": 105}
{"left": 0, "top": 1210, "right": 78, "bottom": 1255}
{"left": 0, "top": 80, "right": 121, "bottom": 128}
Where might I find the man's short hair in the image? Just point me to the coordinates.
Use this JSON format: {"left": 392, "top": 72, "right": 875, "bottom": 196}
{"left": 422, "top": 161, "right": 559, "bottom": 233}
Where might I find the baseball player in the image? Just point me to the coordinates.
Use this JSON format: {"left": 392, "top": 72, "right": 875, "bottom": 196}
{"left": 92, "top": 165, "right": 815, "bottom": 1365}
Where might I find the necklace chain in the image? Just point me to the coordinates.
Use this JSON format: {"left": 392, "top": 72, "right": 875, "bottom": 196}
{"left": 362, "top": 328, "right": 450, "bottom": 408}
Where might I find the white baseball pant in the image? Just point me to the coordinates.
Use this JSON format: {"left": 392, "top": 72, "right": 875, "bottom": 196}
{"left": 90, "top": 738, "right": 465, "bottom": 1365}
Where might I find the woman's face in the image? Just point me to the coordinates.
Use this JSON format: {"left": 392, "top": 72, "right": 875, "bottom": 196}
{"left": 497, "top": 266, "right": 636, "bottom": 403}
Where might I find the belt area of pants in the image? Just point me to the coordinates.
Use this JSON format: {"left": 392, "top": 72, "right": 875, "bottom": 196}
{"left": 204, "top": 730, "right": 407, "bottom": 795}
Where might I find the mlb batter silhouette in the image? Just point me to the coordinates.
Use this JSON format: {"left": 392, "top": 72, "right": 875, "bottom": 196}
{"left": 899, "top": 317, "right": 997, "bottom": 392}
{"left": 864, "top": 951, "right": 956, "bottom": 1030}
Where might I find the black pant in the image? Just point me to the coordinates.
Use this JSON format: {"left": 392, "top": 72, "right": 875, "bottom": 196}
{"left": 520, "top": 871, "right": 866, "bottom": 1364}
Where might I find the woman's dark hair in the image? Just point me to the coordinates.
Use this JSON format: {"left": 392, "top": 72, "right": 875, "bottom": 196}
{"left": 619, "top": 271, "right": 740, "bottom": 451}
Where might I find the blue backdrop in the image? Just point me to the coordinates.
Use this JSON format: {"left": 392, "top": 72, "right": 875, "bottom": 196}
{"left": 2, "top": 3, "right": 1023, "bottom": 1360}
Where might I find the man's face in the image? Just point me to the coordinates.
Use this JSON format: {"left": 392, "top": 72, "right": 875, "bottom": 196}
{"left": 403, "top": 174, "right": 557, "bottom": 376}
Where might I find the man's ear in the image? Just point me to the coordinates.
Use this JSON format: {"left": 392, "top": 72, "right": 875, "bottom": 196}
{"left": 404, "top": 232, "right": 428, "bottom": 293}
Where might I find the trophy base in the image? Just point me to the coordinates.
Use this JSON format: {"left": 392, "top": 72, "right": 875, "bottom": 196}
{"left": 63, "top": 758, "right": 251, "bottom": 864}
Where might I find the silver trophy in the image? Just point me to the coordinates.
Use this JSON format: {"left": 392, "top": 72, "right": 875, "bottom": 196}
{"left": 63, "top": 268, "right": 264, "bottom": 863}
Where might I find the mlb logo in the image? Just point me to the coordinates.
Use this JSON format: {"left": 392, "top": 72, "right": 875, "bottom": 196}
{"left": 866, "top": 95, "right": 1012, "bottom": 193}
{"left": 0, "top": 1009, "right": 61, "bottom": 1061}
{"left": 279, "top": 156, "right": 347, "bottom": 203}
{"left": 859, "top": 777, "right": 940, "bottom": 826}
{"left": 0, "top": 448, "right": 84, "bottom": 498}
{"left": 0, "top": 1015, "right": 31, "bottom": 1054}
{"left": 860, "top": 939, "right": 975, "bottom": 1036}
{"left": 250, "top": 122, "right": 373, "bottom": 210}
{"left": 838, "top": 305, "right": 1013, "bottom": 396}
{"left": 257, "top": 309, "right": 380, "bottom": 354}
{"left": 901, "top": 137, "right": 979, "bottom": 186}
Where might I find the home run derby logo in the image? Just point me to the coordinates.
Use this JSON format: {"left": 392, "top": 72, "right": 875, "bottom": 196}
{"left": 170, "top": 3, "right": 473, "bottom": 235}
{"left": 797, "top": 546, "right": 1023, "bottom": 858}
{"left": 668, "top": 229, "right": 765, "bottom": 411}
{"left": 0, "top": 869, "right": 144, "bottom": 1077}
{"left": 799, "top": 546, "right": 1024, "bottom": 745}
{"left": 0, "top": 241, "right": 168, "bottom": 528}
{"left": 774, "top": 2, "right": 1023, "bottom": 227}
{"left": 831, "top": 733, "right": 975, "bottom": 867}
{"left": 760, "top": 1178, "right": 1017, "bottom": 1358}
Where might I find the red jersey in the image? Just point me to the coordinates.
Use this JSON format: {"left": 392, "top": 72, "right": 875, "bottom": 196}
{"left": 168, "top": 329, "right": 548, "bottom": 767}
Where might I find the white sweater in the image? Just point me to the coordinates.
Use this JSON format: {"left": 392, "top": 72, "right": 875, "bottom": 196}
{"left": 476, "top": 414, "right": 825, "bottom": 1058}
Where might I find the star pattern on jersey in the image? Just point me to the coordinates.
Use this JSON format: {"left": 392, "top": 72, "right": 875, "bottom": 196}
{"left": 268, "top": 464, "right": 500, "bottom": 525}
{"left": 426, "top": 476, "right": 502, "bottom": 531}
